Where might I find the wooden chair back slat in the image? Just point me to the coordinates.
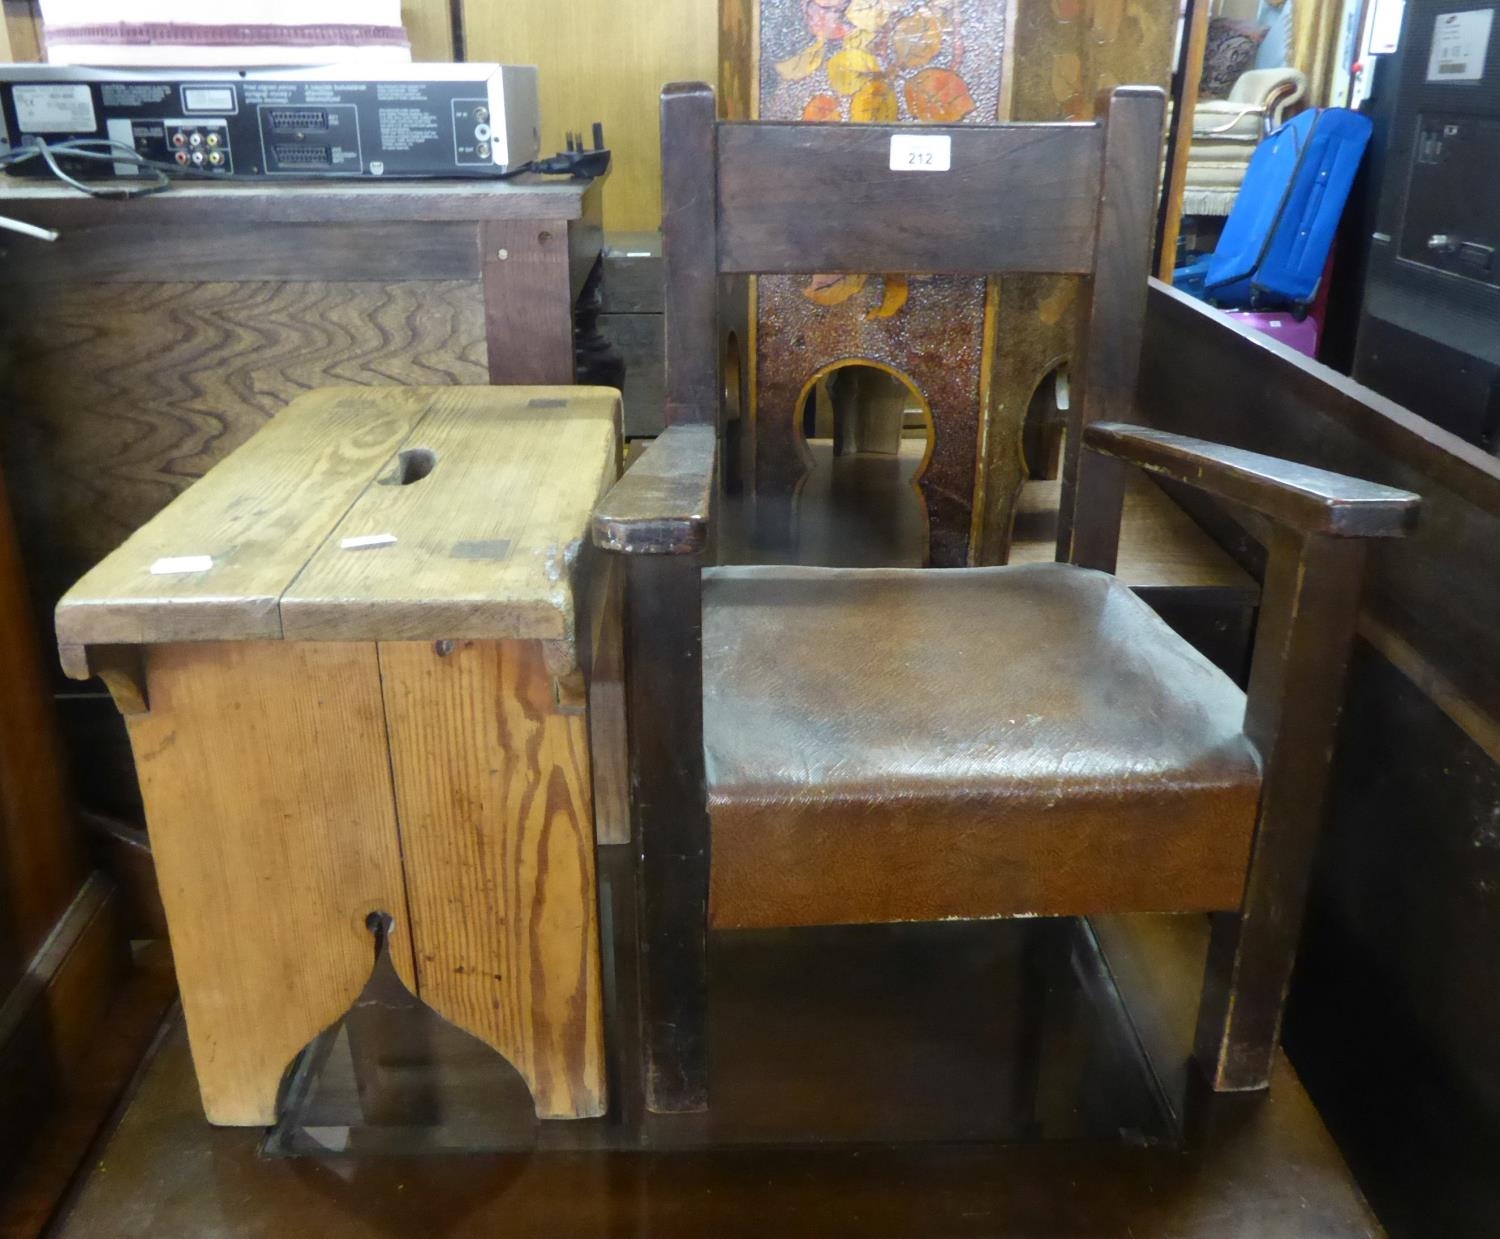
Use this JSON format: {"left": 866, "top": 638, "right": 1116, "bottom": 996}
{"left": 716, "top": 121, "right": 1105, "bottom": 276}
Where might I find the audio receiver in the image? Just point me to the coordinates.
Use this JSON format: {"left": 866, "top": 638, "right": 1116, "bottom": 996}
{"left": 0, "top": 63, "right": 540, "bottom": 181}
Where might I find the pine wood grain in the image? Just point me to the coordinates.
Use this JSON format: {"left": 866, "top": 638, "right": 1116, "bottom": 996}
{"left": 460, "top": 0, "right": 718, "bottom": 231}
{"left": 124, "top": 641, "right": 416, "bottom": 1127}
{"left": 57, "top": 386, "right": 620, "bottom": 672}
{"left": 401, "top": 0, "right": 454, "bottom": 59}
{"left": 1, "top": 1, "right": 40, "bottom": 62}
{"left": 55, "top": 388, "right": 437, "bottom": 654}
{"left": 281, "top": 387, "right": 620, "bottom": 663}
{"left": 378, "top": 638, "right": 606, "bottom": 1119}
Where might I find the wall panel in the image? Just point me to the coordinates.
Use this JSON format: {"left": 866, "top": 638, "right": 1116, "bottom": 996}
{"left": 461, "top": 0, "right": 719, "bottom": 231}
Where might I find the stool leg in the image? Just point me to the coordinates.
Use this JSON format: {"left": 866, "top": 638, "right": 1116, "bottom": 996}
{"left": 625, "top": 553, "right": 710, "bottom": 1112}
{"left": 1194, "top": 529, "right": 1367, "bottom": 1090}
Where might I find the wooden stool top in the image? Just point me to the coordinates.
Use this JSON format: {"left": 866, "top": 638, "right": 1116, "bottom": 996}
{"left": 57, "top": 386, "right": 621, "bottom": 680}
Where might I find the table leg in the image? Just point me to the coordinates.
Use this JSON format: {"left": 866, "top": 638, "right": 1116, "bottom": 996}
{"left": 482, "top": 218, "right": 577, "bottom": 385}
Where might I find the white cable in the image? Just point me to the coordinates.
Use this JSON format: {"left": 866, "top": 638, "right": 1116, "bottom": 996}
{"left": 0, "top": 214, "right": 59, "bottom": 242}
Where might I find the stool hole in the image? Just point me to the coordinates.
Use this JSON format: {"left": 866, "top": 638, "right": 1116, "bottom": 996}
{"left": 395, "top": 448, "right": 437, "bottom": 485}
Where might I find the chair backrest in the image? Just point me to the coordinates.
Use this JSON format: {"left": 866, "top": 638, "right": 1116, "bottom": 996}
{"left": 659, "top": 81, "right": 1165, "bottom": 570}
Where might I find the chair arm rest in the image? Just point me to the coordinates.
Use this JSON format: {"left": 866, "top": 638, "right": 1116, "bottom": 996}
{"left": 591, "top": 424, "right": 717, "bottom": 555}
{"left": 1084, "top": 423, "right": 1420, "bottom": 538}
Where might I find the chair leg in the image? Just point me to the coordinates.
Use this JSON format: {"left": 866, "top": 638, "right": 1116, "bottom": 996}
{"left": 1194, "top": 528, "right": 1368, "bottom": 1090}
{"left": 624, "top": 553, "right": 710, "bottom": 1112}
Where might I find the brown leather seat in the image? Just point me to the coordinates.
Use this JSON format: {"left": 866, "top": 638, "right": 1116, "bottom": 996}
{"left": 703, "top": 563, "right": 1262, "bottom": 929}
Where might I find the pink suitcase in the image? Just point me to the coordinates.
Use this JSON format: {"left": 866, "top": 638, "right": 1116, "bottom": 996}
{"left": 1224, "top": 309, "right": 1321, "bottom": 359}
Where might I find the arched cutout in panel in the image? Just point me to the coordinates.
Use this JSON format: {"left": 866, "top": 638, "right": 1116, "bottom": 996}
{"left": 722, "top": 330, "right": 746, "bottom": 492}
{"left": 783, "top": 359, "right": 935, "bottom": 567}
{"left": 795, "top": 359, "right": 934, "bottom": 486}
{"left": 1021, "top": 361, "right": 1070, "bottom": 482}
{"left": 269, "top": 911, "right": 541, "bottom": 1155}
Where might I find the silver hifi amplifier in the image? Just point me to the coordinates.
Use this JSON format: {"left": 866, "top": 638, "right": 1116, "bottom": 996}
{"left": 0, "top": 63, "right": 541, "bottom": 179}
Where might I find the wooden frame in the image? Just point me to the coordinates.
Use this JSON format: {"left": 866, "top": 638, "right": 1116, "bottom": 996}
{"left": 593, "top": 83, "right": 1420, "bottom": 1113}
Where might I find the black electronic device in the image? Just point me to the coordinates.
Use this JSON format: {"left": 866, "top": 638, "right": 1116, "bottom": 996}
{"left": 1354, "top": 2, "right": 1500, "bottom": 452}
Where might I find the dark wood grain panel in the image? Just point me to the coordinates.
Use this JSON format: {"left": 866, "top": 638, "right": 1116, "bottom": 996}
{"left": 717, "top": 120, "right": 1103, "bottom": 275}
{"left": 1133, "top": 276, "right": 1500, "bottom": 1143}
{"left": 0, "top": 279, "right": 489, "bottom": 616}
{"left": 1136, "top": 278, "right": 1500, "bottom": 719}
{"left": 0, "top": 458, "right": 83, "bottom": 978}
{"left": 0, "top": 178, "right": 595, "bottom": 227}
{"left": 1086, "top": 423, "right": 1421, "bottom": 538}
{"left": 1195, "top": 528, "right": 1370, "bottom": 1091}
{"left": 660, "top": 83, "right": 719, "bottom": 426}
{"left": 0, "top": 222, "right": 482, "bottom": 285}
{"left": 1056, "top": 87, "right": 1164, "bottom": 571}
{"left": 592, "top": 425, "right": 716, "bottom": 555}
{"left": 1290, "top": 642, "right": 1500, "bottom": 1236}
{"left": 624, "top": 553, "right": 710, "bottom": 1113}
{"left": 481, "top": 217, "right": 583, "bottom": 385}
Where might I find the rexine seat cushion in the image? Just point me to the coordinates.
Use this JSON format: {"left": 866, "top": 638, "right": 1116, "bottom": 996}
{"left": 702, "top": 563, "right": 1262, "bottom": 929}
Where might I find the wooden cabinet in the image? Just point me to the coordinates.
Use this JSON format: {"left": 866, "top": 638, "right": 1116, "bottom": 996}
{"left": 0, "top": 176, "right": 603, "bottom": 847}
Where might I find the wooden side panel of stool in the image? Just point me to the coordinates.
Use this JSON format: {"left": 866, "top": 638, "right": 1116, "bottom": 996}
{"left": 378, "top": 637, "right": 607, "bottom": 1119}
{"left": 125, "top": 640, "right": 415, "bottom": 1127}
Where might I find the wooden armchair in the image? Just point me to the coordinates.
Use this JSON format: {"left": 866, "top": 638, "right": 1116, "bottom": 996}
{"left": 594, "top": 82, "right": 1421, "bottom": 1114}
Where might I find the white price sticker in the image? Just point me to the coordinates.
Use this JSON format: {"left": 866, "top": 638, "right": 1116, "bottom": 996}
{"left": 1426, "top": 8, "right": 1494, "bottom": 82}
{"left": 13, "top": 84, "right": 97, "bottom": 134}
{"left": 150, "top": 555, "right": 213, "bottom": 575}
{"left": 889, "top": 133, "right": 951, "bottom": 172}
{"left": 339, "top": 533, "right": 398, "bottom": 550}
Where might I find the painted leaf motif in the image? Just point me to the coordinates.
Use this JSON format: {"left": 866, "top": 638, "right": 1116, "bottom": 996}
{"left": 850, "top": 77, "right": 898, "bottom": 123}
{"left": 803, "top": 273, "right": 869, "bottom": 306}
{"left": 844, "top": 26, "right": 879, "bottom": 50}
{"left": 803, "top": 0, "right": 853, "bottom": 42}
{"left": 802, "top": 93, "right": 843, "bottom": 122}
{"left": 891, "top": 11, "right": 943, "bottom": 70}
{"left": 904, "top": 68, "right": 976, "bottom": 122}
{"left": 845, "top": 0, "right": 897, "bottom": 32}
{"left": 827, "top": 46, "right": 883, "bottom": 95}
{"left": 776, "top": 38, "right": 827, "bottom": 82}
{"left": 866, "top": 274, "right": 909, "bottom": 320}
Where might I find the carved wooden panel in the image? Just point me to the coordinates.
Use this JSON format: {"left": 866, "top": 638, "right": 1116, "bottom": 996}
{"left": 740, "top": 0, "right": 1009, "bottom": 566}
{"left": 722, "top": 0, "right": 1176, "bottom": 566}
{"left": 977, "top": 0, "right": 1179, "bottom": 563}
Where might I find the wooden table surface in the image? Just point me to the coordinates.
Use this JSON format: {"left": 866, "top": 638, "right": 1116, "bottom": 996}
{"left": 0, "top": 173, "right": 596, "bottom": 224}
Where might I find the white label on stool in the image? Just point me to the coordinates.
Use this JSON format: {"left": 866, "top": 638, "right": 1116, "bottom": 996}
{"left": 889, "top": 134, "right": 951, "bottom": 172}
{"left": 339, "top": 533, "right": 398, "bottom": 550}
{"left": 150, "top": 554, "right": 213, "bottom": 575}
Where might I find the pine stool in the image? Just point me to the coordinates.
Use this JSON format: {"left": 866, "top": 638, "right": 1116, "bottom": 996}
{"left": 56, "top": 386, "right": 623, "bottom": 1126}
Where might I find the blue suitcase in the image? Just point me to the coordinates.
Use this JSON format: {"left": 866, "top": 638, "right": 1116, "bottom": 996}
{"left": 1181, "top": 107, "right": 1373, "bottom": 311}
